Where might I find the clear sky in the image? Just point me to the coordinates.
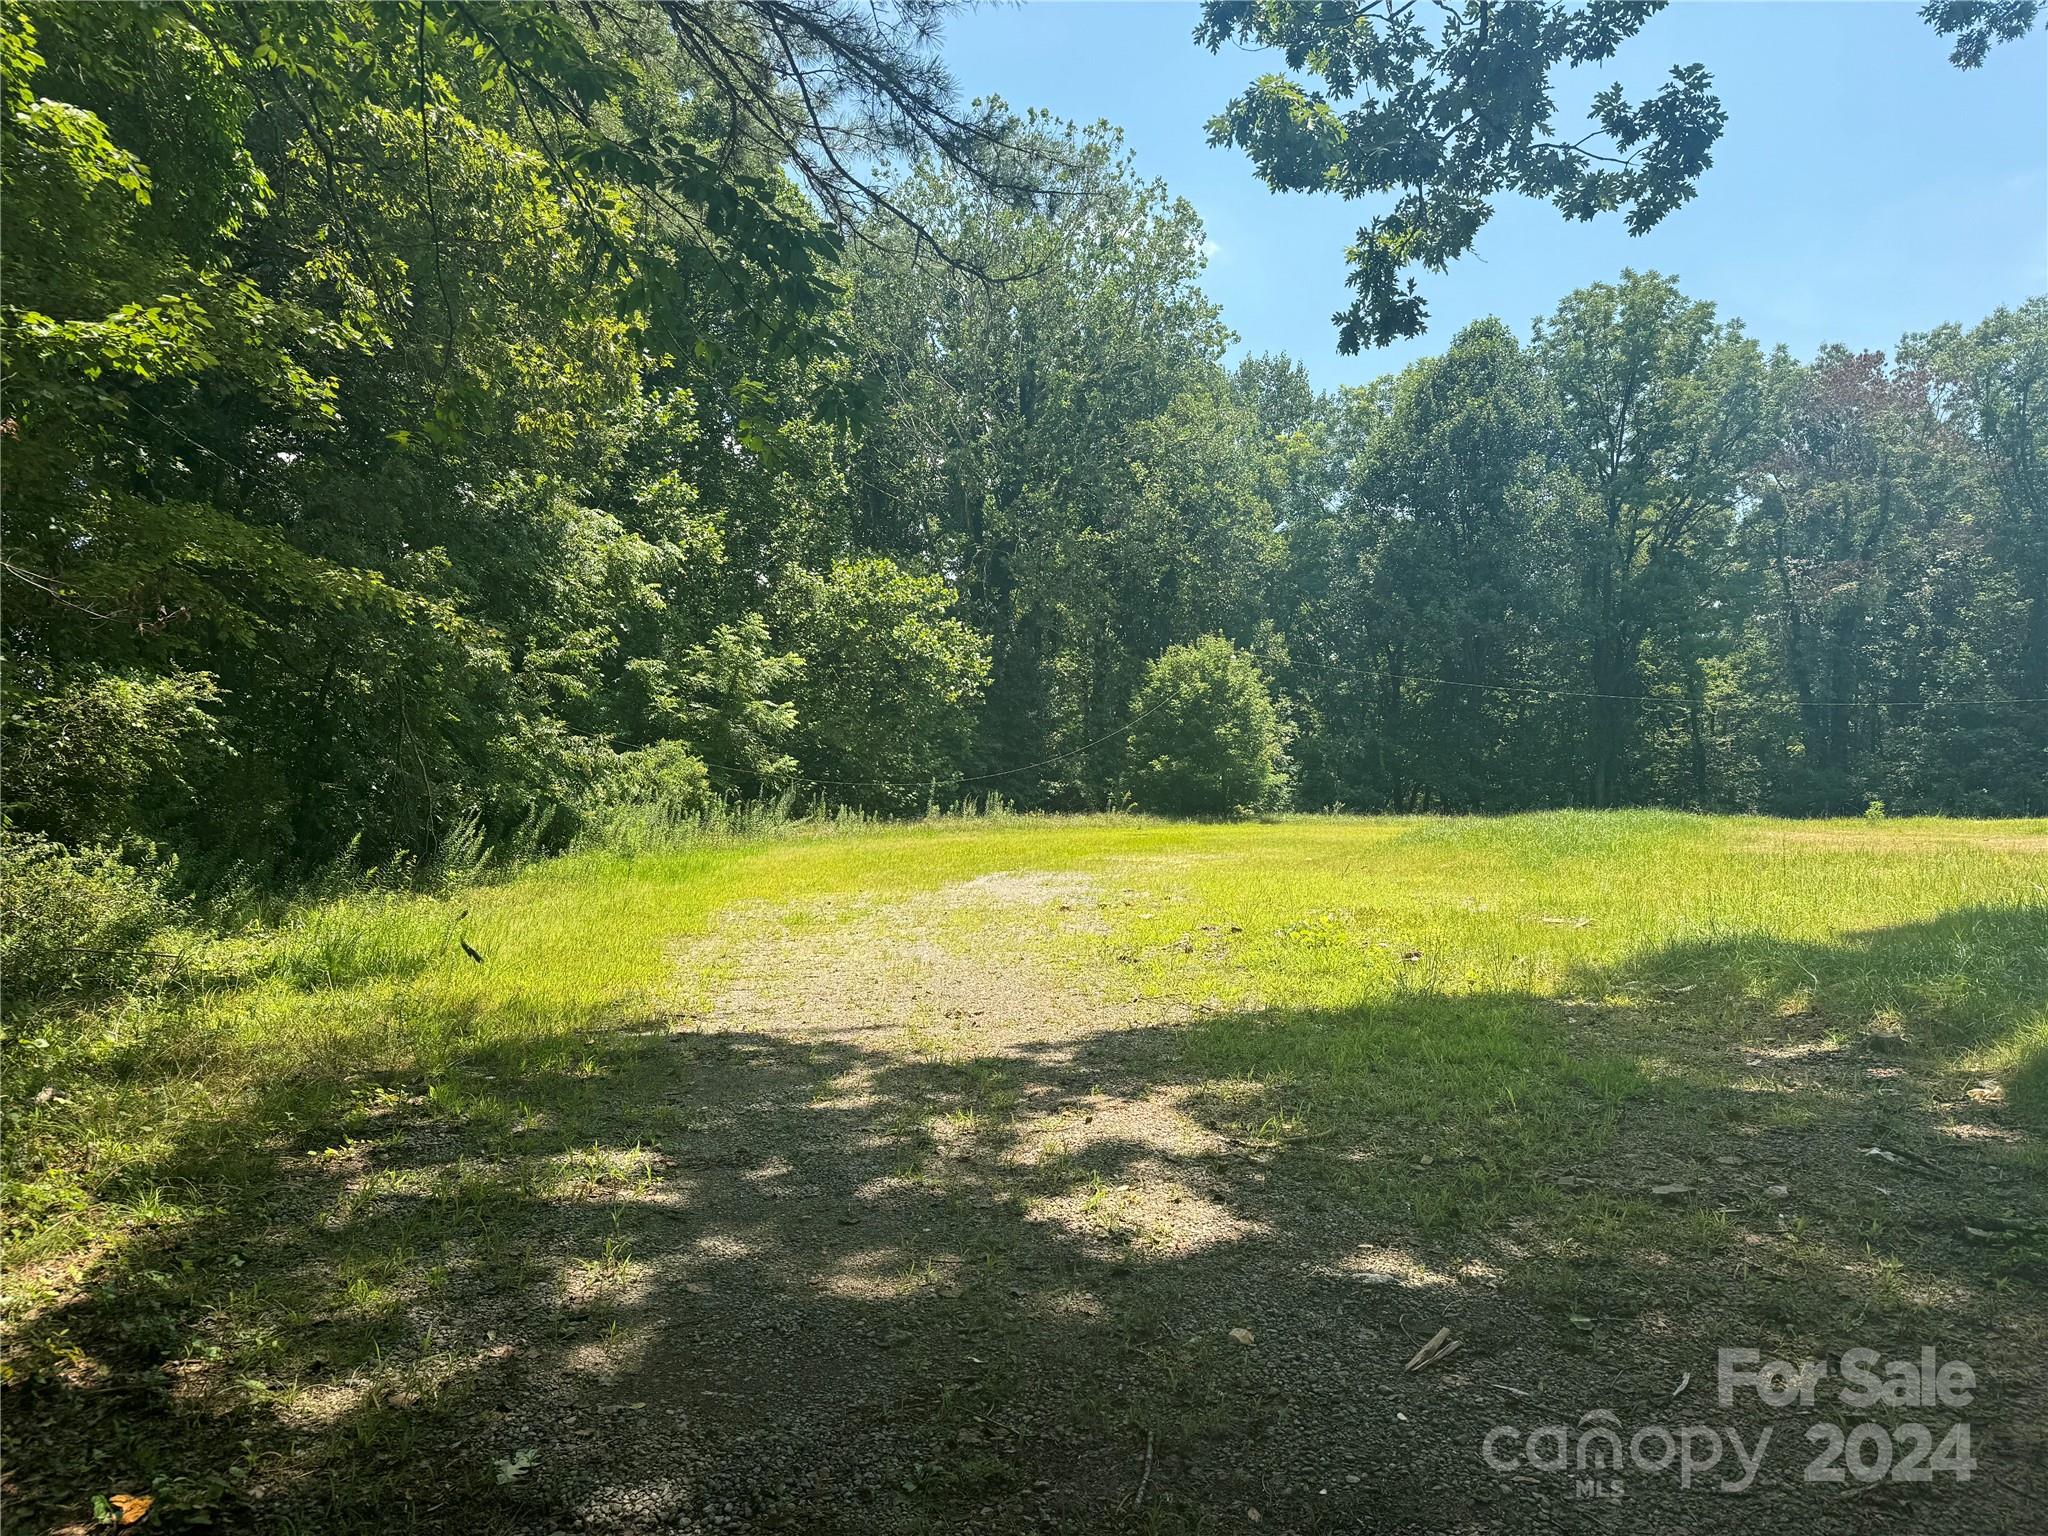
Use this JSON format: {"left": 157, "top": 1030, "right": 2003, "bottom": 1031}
{"left": 937, "top": 0, "right": 2048, "bottom": 390}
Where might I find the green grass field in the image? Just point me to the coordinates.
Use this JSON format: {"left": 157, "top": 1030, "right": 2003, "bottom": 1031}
{"left": 6, "top": 812, "right": 2046, "bottom": 1533}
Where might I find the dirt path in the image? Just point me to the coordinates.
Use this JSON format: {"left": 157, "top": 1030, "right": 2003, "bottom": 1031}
{"left": 410, "top": 870, "right": 2046, "bottom": 1535}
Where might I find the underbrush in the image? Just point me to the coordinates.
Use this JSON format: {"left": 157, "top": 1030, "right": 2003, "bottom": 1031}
{"left": 0, "top": 795, "right": 1033, "bottom": 1284}
{"left": 0, "top": 832, "right": 192, "bottom": 1018}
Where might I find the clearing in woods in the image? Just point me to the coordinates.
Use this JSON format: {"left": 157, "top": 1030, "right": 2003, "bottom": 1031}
{"left": 6, "top": 813, "right": 2046, "bottom": 1533}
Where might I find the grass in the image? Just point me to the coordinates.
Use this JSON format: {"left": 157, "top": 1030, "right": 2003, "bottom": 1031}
{"left": 4, "top": 811, "right": 2045, "bottom": 1532}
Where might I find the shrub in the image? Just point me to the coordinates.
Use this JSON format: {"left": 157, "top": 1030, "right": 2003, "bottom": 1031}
{"left": 3, "top": 670, "right": 219, "bottom": 847}
{"left": 1122, "top": 637, "right": 1290, "bottom": 816}
{"left": 0, "top": 831, "right": 181, "bottom": 1019}
{"left": 571, "top": 741, "right": 715, "bottom": 850}
{"left": 597, "top": 740, "right": 713, "bottom": 814}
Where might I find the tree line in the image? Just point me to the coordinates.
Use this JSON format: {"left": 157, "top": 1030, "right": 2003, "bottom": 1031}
{"left": 5, "top": 2, "right": 2045, "bottom": 907}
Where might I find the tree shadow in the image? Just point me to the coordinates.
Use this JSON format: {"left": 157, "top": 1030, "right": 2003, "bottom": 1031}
{"left": 6, "top": 907, "right": 2045, "bottom": 1533}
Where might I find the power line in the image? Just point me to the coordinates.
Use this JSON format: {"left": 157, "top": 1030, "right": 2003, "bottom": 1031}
{"left": 696, "top": 692, "right": 1180, "bottom": 793}
{"left": 1280, "top": 651, "right": 2048, "bottom": 714}
{"left": 692, "top": 651, "right": 2046, "bottom": 797}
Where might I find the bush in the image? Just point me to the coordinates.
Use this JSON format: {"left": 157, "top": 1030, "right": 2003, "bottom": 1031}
{"left": 570, "top": 741, "right": 715, "bottom": 850}
{"left": 596, "top": 740, "right": 714, "bottom": 814}
{"left": 0, "top": 831, "right": 181, "bottom": 1019}
{"left": 3, "top": 670, "right": 219, "bottom": 847}
{"left": 1122, "top": 637, "right": 1290, "bottom": 816}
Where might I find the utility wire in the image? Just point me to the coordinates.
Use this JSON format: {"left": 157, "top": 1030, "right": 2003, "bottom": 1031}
{"left": 1280, "top": 651, "right": 2048, "bottom": 714}
{"left": 696, "top": 692, "right": 1181, "bottom": 793}
{"left": 695, "top": 653, "right": 2048, "bottom": 797}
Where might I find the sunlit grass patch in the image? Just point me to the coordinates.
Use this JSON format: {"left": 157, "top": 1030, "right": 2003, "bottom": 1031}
{"left": 4, "top": 810, "right": 2044, "bottom": 1532}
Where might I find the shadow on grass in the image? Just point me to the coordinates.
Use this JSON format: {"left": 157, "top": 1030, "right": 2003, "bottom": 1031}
{"left": 6, "top": 907, "right": 2045, "bottom": 1534}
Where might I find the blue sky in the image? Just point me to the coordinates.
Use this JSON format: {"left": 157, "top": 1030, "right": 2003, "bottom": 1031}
{"left": 938, "top": 1, "right": 2048, "bottom": 390}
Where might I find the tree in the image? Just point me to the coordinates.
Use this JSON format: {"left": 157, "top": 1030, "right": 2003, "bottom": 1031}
{"left": 1123, "top": 637, "right": 1290, "bottom": 816}
{"left": 846, "top": 117, "right": 1270, "bottom": 807}
{"left": 1533, "top": 271, "right": 1771, "bottom": 805}
{"left": 776, "top": 558, "right": 990, "bottom": 812}
{"left": 0, "top": 0, "right": 1068, "bottom": 875}
{"left": 1921, "top": 0, "right": 2044, "bottom": 66}
{"left": 1307, "top": 319, "right": 1576, "bottom": 809}
{"left": 1197, "top": 1, "right": 1723, "bottom": 350}
{"left": 1200, "top": 0, "right": 2041, "bottom": 351}
{"left": 1, "top": 0, "right": 1014, "bottom": 869}
{"left": 645, "top": 0, "right": 1040, "bottom": 267}
{"left": 1901, "top": 298, "right": 2048, "bottom": 810}
{"left": 1732, "top": 349, "right": 1954, "bottom": 811}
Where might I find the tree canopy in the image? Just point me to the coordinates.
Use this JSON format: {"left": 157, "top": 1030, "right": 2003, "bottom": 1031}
{"left": 4, "top": 1, "right": 2045, "bottom": 910}
{"left": 1200, "top": 0, "right": 2043, "bottom": 350}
